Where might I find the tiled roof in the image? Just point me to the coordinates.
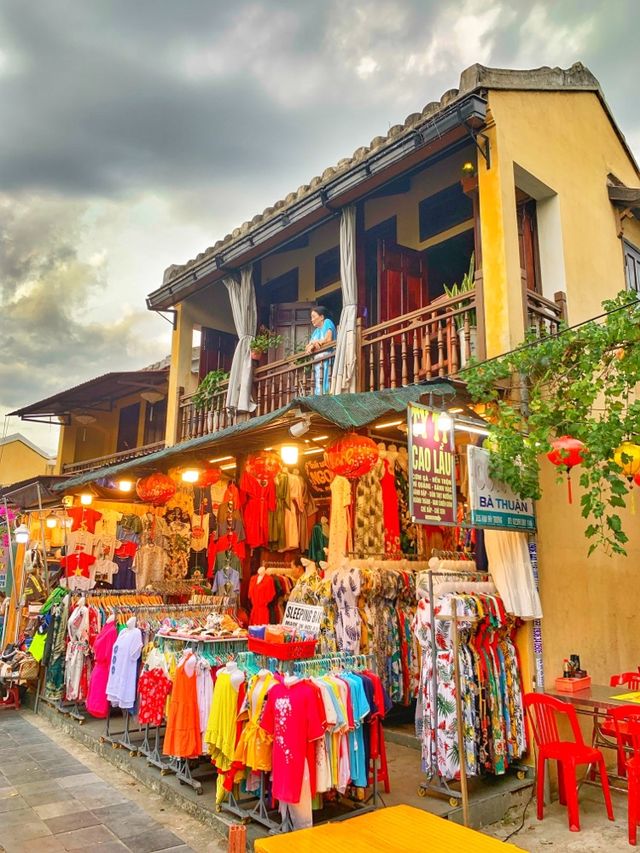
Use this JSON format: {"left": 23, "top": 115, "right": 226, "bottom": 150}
{"left": 160, "top": 62, "right": 604, "bottom": 290}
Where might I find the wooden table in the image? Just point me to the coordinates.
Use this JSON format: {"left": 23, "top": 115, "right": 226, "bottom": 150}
{"left": 253, "top": 805, "right": 524, "bottom": 852}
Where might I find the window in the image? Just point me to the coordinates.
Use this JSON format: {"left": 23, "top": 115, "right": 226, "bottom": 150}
{"left": 315, "top": 246, "right": 340, "bottom": 291}
{"left": 624, "top": 241, "right": 640, "bottom": 292}
{"left": 143, "top": 397, "right": 167, "bottom": 446}
{"left": 259, "top": 268, "right": 299, "bottom": 326}
{"left": 419, "top": 184, "right": 473, "bottom": 242}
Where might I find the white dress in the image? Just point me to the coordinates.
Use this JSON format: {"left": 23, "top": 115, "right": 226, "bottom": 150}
{"left": 65, "top": 606, "right": 90, "bottom": 702}
{"left": 106, "top": 627, "right": 143, "bottom": 709}
{"left": 483, "top": 530, "right": 543, "bottom": 620}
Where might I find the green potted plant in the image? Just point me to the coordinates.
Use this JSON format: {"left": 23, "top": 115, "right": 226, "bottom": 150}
{"left": 443, "top": 252, "right": 476, "bottom": 366}
{"left": 250, "top": 326, "right": 283, "bottom": 361}
{"left": 192, "top": 369, "right": 230, "bottom": 412}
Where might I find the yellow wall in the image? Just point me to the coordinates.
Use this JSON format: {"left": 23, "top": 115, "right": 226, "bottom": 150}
{"left": 478, "top": 89, "right": 640, "bottom": 691}
{"left": 0, "top": 439, "right": 53, "bottom": 486}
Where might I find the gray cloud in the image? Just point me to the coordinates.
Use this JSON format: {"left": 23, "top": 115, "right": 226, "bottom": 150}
{"left": 0, "top": 0, "right": 638, "bottom": 454}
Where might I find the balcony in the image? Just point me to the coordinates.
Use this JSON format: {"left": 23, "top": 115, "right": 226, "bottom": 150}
{"left": 525, "top": 290, "right": 566, "bottom": 336}
{"left": 177, "top": 295, "right": 477, "bottom": 441}
{"left": 62, "top": 441, "right": 165, "bottom": 475}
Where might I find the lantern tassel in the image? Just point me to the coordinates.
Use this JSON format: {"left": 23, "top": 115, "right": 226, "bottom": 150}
{"left": 631, "top": 484, "right": 636, "bottom": 516}
{"left": 567, "top": 470, "right": 573, "bottom": 505}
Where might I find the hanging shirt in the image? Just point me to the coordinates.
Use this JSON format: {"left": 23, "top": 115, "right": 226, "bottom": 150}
{"left": 106, "top": 626, "right": 143, "bottom": 710}
{"left": 66, "top": 506, "right": 103, "bottom": 533}
{"left": 60, "top": 552, "right": 96, "bottom": 579}
{"left": 260, "top": 679, "right": 325, "bottom": 804}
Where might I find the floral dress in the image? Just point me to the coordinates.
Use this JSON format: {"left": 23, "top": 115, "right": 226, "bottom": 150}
{"left": 353, "top": 461, "right": 384, "bottom": 556}
{"left": 331, "top": 567, "right": 362, "bottom": 654}
{"left": 289, "top": 572, "right": 337, "bottom": 655}
{"left": 138, "top": 667, "right": 173, "bottom": 726}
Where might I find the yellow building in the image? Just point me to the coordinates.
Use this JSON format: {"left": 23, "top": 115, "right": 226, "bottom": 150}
{"left": 0, "top": 434, "right": 54, "bottom": 487}
{"left": 146, "top": 62, "right": 640, "bottom": 687}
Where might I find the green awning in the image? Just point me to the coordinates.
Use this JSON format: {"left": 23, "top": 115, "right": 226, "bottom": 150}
{"left": 55, "top": 382, "right": 457, "bottom": 492}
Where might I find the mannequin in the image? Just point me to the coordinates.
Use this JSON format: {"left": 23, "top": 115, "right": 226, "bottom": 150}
{"left": 126, "top": 615, "right": 137, "bottom": 629}
{"left": 300, "top": 557, "right": 317, "bottom": 578}
{"left": 257, "top": 565, "right": 266, "bottom": 584}
{"left": 397, "top": 446, "right": 409, "bottom": 472}
{"left": 320, "top": 516, "right": 329, "bottom": 538}
{"left": 224, "top": 660, "right": 245, "bottom": 691}
{"left": 387, "top": 444, "right": 399, "bottom": 466}
{"left": 377, "top": 441, "right": 387, "bottom": 458}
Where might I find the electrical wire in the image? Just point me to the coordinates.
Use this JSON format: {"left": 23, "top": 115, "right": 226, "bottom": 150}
{"left": 502, "top": 779, "right": 536, "bottom": 843}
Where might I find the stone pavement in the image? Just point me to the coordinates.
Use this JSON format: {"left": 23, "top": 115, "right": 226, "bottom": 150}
{"left": 0, "top": 711, "right": 224, "bottom": 853}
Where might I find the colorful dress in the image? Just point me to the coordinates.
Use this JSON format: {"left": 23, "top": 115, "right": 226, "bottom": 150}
{"left": 163, "top": 653, "right": 201, "bottom": 758}
{"left": 138, "top": 667, "right": 173, "bottom": 727}
{"left": 268, "top": 472, "right": 290, "bottom": 551}
{"left": 354, "top": 460, "right": 384, "bottom": 556}
{"left": 86, "top": 620, "right": 118, "bottom": 718}
{"left": 331, "top": 567, "right": 362, "bottom": 654}
{"left": 380, "top": 459, "right": 401, "bottom": 554}
{"left": 328, "top": 475, "right": 352, "bottom": 566}
{"left": 248, "top": 574, "right": 276, "bottom": 625}
{"left": 240, "top": 472, "right": 276, "bottom": 549}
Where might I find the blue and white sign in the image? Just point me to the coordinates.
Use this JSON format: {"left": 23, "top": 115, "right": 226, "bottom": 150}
{"left": 467, "top": 445, "right": 536, "bottom": 531}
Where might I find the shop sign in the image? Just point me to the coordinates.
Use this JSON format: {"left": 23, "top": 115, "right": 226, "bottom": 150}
{"left": 282, "top": 602, "right": 324, "bottom": 636}
{"left": 304, "top": 457, "right": 332, "bottom": 499}
{"left": 467, "top": 445, "right": 536, "bottom": 531}
{"left": 407, "top": 403, "right": 456, "bottom": 526}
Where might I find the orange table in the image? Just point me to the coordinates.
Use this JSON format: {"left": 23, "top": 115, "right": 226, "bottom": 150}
{"left": 253, "top": 805, "right": 523, "bottom": 852}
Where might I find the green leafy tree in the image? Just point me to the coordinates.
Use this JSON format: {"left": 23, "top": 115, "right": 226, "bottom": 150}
{"left": 464, "top": 291, "right": 640, "bottom": 557}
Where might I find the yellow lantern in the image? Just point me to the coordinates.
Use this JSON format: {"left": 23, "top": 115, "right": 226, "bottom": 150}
{"left": 614, "top": 441, "right": 640, "bottom": 514}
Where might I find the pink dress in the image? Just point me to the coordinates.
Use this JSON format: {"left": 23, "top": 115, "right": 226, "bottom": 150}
{"left": 86, "top": 620, "right": 118, "bottom": 718}
{"left": 260, "top": 680, "right": 325, "bottom": 803}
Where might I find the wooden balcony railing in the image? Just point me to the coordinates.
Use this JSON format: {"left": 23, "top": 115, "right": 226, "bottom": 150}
{"left": 526, "top": 290, "right": 566, "bottom": 337}
{"left": 178, "top": 345, "right": 335, "bottom": 441}
{"left": 359, "top": 290, "right": 479, "bottom": 392}
{"left": 62, "top": 441, "right": 165, "bottom": 475}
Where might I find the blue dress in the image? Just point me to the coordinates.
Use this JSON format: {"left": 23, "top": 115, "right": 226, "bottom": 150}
{"left": 310, "top": 318, "right": 337, "bottom": 394}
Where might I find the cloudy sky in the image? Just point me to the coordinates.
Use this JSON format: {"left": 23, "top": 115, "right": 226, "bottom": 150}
{"left": 1, "top": 0, "right": 638, "bottom": 455}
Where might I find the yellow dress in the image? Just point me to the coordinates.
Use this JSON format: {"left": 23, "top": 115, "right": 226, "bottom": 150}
{"left": 233, "top": 672, "right": 275, "bottom": 771}
{"left": 328, "top": 475, "right": 352, "bottom": 566}
{"left": 204, "top": 670, "right": 242, "bottom": 803}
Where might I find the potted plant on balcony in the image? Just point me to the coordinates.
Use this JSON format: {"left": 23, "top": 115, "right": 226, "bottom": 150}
{"left": 250, "top": 326, "right": 283, "bottom": 362}
{"left": 192, "top": 369, "right": 230, "bottom": 412}
{"left": 443, "top": 253, "right": 476, "bottom": 367}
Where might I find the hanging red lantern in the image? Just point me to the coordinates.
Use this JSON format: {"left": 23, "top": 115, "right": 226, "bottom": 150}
{"left": 200, "top": 467, "right": 222, "bottom": 487}
{"left": 244, "top": 451, "right": 282, "bottom": 481}
{"left": 135, "top": 472, "right": 177, "bottom": 506}
{"left": 547, "top": 436, "right": 586, "bottom": 504}
{"left": 325, "top": 434, "right": 379, "bottom": 480}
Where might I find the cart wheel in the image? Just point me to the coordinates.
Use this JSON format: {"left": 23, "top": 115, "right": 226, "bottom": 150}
{"left": 196, "top": 788, "right": 203, "bottom": 796}
{"left": 215, "top": 804, "right": 222, "bottom": 813}
{"left": 112, "top": 743, "right": 119, "bottom": 749}
{"left": 131, "top": 751, "right": 138, "bottom": 758}
{"left": 449, "top": 797, "right": 459, "bottom": 808}
{"left": 417, "top": 786, "right": 427, "bottom": 798}
{"left": 161, "top": 769, "right": 170, "bottom": 776}
{"left": 99, "top": 737, "right": 105, "bottom": 744}
{"left": 78, "top": 719, "right": 85, "bottom": 726}
{"left": 517, "top": 770, "right": 526, "bottom": 781}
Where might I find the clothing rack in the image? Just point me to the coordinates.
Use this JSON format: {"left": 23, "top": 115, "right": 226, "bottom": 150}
{"left": 420, "top": 567, "right": 492, "bottom": 807}
{"left": 431, "top": 549, "right": 475, "bottom": 561}
{"left": 346, "top": 551, "right": 425, "bottom": 560}
{"left": 223, "top": 651, "right": 384, "bottom": 833}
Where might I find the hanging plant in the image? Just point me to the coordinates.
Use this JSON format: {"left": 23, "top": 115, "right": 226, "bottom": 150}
{"left": 192, "top": 369, "right": 230, "bottom": 412}
{"left": 250, "top": 326, "right": 283, "bottom": 359}
{"left": 464, "top": 289, "right": 640, "bottom": 556}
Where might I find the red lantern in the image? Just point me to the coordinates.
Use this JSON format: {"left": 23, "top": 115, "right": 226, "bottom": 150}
{"left": 547, "top": 436, "right": 586, "bottom": 504}
{"left": 244, "top": 451, "right": 282, "bottom": 481}
{"left": 135, "top": 472, "right": 177, "bottom": 506}
{"left": 200, "top": 468, "right": 222, "bottom": 487}
{"left": 325, "top": 434, "right": 379, "bottom": 480}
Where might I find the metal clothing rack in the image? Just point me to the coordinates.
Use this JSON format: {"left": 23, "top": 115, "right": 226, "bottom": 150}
{"left": 222, "top": 651, "right": 384, "bottom": 832}
{"left": 418, "top": 565, "right": 489, "bottom": 809}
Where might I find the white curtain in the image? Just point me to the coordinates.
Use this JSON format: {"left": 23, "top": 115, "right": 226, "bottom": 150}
{"left": 483, "top": 530, "right": 543, "bottom": 620}
{"left": 330, "top": 205, "right": 358, "bottom": 395}
{"left": 224, "top": 265, "right": 257, "bottom": 413}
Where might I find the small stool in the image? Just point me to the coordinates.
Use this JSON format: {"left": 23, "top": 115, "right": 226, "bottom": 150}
{"left": 0, "top": 684, "right": 21, "bottom": 710}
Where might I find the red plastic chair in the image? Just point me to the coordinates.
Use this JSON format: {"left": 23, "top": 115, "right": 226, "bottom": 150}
{"left": 610, "top": 706, "right": 640, "bottom": 845}
{"left": 524, "top": 693, "right": 614, "bottom": 832}
{"left": 595, "top": 674, "right": 640, "bottom": 778}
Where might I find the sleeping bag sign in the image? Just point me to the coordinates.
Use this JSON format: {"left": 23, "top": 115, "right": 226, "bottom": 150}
{"left": 407, "top": 402, "right": 456, "bottom": 526}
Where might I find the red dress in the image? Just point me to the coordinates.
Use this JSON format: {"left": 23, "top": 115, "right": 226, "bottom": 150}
{"left": 240, "top": 472, "right": 275, "bottom": 548}
{"left": 138, "top": 668, "right": 172, "bottom": 726}
{"left": 248, "top": 574, "right": 276, "bottom": 625}
{"left": 380, "top": 459, "right": 401, "bottom": 554}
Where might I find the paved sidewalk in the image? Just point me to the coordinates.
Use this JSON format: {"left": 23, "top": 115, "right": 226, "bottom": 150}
{"left": 0, "top": 711, "right": 219, "bottom": 853}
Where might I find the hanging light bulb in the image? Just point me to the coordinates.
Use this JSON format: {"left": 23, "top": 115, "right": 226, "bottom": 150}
{"left": 118, "top": 479, "right": 133, "bottom": 492}
{"left": 436, "top": 410, "right": 453, "bottom": 433}
{"left": 46, "top": 515, "right": 58, "bottom": 529}
{"left": 280, "top": 445, "right": 299, "bottom": 466}
{"left": 181, "top": 469, "right": 201, "bottom": 483}
{"left": 14, "top": 523, "right": 30, "bottom": 544}
{"left": 80, "top": 493, "right": 93, "bottom": 506}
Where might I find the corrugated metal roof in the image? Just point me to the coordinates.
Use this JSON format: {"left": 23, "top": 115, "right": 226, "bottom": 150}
{"left": 9, "top": 370, "right": 168, "bottom": 419}
{"left": 55, "top": 382, "right": 456, "bottom": 492}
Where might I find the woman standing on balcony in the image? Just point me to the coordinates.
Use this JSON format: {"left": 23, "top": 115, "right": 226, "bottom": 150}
{"left": 305, "top": 306, "right": 337, "bottom": 395}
